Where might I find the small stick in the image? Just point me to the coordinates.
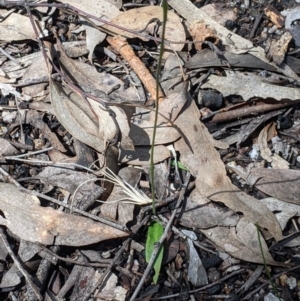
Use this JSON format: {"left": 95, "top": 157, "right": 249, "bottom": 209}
{"left": 107, "top": 36, "right": 165, "bottom": 104}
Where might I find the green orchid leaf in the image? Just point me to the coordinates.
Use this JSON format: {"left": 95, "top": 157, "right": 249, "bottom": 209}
{"left": 145, "top": 221, "right": 164, "bottom": 284}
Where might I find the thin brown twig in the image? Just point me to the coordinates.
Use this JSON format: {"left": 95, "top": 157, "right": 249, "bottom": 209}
{"left": 107, "top": 36, "right": 165, "bottom": 103}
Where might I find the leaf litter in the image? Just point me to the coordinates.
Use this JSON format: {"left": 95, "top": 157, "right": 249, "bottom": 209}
{"left": 0, "top": 0, "right": 300, "bottom": 300}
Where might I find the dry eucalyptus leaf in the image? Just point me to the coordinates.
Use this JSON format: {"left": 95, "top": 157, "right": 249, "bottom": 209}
{"left": 107, "top": 0, "right": 122, "bottom": 8}
{"left": 0, "top": 13, "right": 43, "bottom": 41}
{"left": 236, "top": 110, "right": 284, "bottom": 146}
{"left": 0, "top": 264, "right": 21, "bottom": 289}
{"left": 0, "top": 183, "right": 127, "bottom": 246}
{"left": 129, "top": 84, "right": 189, "bottom": 146}
{"left": 246, "top": 168, "right": 300, "bottom": 206}
{"left": 58, "top": 0, "right": 120, "bottom": 61}
{"left": 182, "top": 229, "right": 208, "bottom": 287}
{"left": 103, "top": 6, "right": 186, "bottom": 58}
{"left": 261, "top": 197, "right": 300, "bottom": 217}
{"left": 50, "top": 79, "right": 106, "bottom": 153}
{"left": 285, "top": 6, "right": 300, "bottom": 47}
{"left": 150, "top": 82, "right": 189, "bottom": 124}
{"left": 180, "top": 199, "right": 239, "bottom": 229}
{"left": 130, "top": 121, "right": 181, "bottom": 146}
{"left": 201, "top": 71, "right": 300, "bottom": 101}
{"left": 174, "top": 97, "right": 283, "bottom": 241}
{"left": 61, "top": 41, "right": 89, "bottom": 58}
{"left": 274, "top": 211, "right": 297, "bottom": 232}
{"left": 185, "top": 48, "right": 277, "bottom": 71}
{"left": 201, "top": 219, "right": 282, "bottom": 265}
{"left": 258, "top": 123, "right": 289, "bottom": 169}
{"left": 21, "top": 52, "right": 49, "bottom": 97}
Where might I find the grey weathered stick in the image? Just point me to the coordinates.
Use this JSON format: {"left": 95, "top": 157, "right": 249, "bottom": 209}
{"left": 0, "top": 228, "right": 44, "bottom": 301}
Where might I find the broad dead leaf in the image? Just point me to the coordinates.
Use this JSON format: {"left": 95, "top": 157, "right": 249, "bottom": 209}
{"left": 180, "top": 199, "right": 239, "bottom": 229}
{"left": 50, "top": 79, "right": 106, "bottom": 153}
{"left": 1, "top": 51, "right": 42, "bottom": 79}
{"left": 161, "top": 52, "right": 188, "bottom": 96}
{"left": 130, "top": 121, "right": 181, "bottom": 146}
{"left": 202, "top": 218, "right": 283, "bottom": 265}
{"left": 129, "top": 83, "right": 188, "bottom": 146}
{"left": 21, "top": 52, "right": 49, "bottom": 97}
{"left": 0, "top": 183, "right": 127, "bottom": 246}
{"left": 174, "top": 97, "right": 283, "bottom": 241}
{"left": 246, "top": 168, "right": 300, "bottom": 205}
{"left": 110, "top": 106, "right": 135, "bottom": 151}
{"left": 0, "top": 13, "right": 43, "bottom": 41}
{"left": 201, "top": 71, "right": 300, "bottom": 101}
{"left": 103, "top": 6, "right": 186, "bottom": 58}
{"left": 150, "top": 82, "right": 188, "bottom": 123}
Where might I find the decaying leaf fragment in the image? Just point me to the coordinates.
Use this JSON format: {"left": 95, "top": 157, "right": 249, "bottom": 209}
{"left": 257, "top": 123, "right": 289, "bottom": 169}
{"left": 0, "top": 183, "right": 127, "bottom": 246}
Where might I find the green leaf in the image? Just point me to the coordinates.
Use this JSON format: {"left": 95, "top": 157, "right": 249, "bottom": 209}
{"left": 145, "top": 221, "right": 164, "bottom": 284}
{"left": 171, "top": 160, "right": 189, "bottom": 171}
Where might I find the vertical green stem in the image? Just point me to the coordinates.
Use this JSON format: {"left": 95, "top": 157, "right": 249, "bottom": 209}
{"left": 150, "top": 0, "right": 168, "bottom": 215}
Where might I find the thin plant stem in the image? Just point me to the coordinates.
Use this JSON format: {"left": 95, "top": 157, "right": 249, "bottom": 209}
{"left": 150, "top": 0, "right": 168, "bottom": 215}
